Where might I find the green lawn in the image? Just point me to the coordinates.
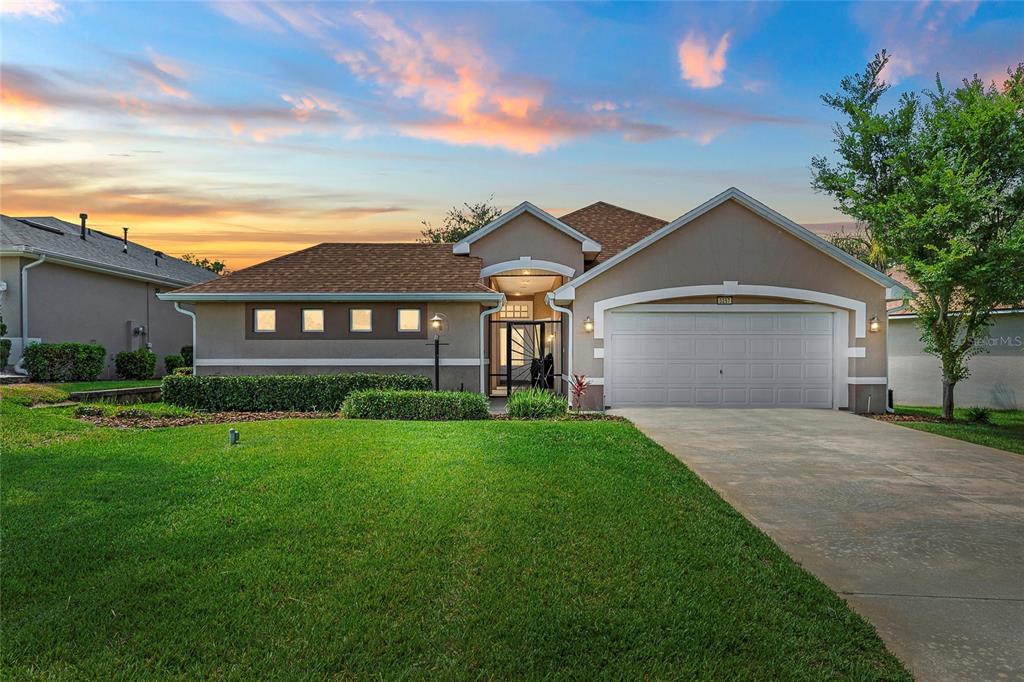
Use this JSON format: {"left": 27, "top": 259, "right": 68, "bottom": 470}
{"left": 894, "top": 405, "right": 1024, "bottom": 455}
{"left": 51, "top": 379, "right": 163, "bottom": 392}
{"left": 2, "top": 403, "right": 908, "bottom": 679}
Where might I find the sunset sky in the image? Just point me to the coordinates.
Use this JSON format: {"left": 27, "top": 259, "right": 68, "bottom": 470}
{"left": 2, "top": 0, "right": 1021, "bottom": 268}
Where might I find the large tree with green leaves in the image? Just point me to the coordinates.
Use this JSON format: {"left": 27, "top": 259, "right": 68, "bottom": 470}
{"left": 420, "top": 195, "right": 502, "bottom": 244}
{"left": 812, "top": 51, "right": 1024, "bottom": 418}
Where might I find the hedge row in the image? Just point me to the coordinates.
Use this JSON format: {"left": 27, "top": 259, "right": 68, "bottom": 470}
{"left": 161, "top": 373, "right": 432, "bottom": 412}
{"left": 342, "top": 389, "right": 489, "bottom": 421}
{"left": 115, "top": 348, "right": 156, "bottom": 380}
{"left": 23, "top": 342, "right": 106, "bottom": 382}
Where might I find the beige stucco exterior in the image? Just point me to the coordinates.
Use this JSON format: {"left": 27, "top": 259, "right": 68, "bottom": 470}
{"left": 889, "top": 314, "right": 1023, "bottom": 409}
{"left": 467, "top": 213, "right": 586, "bottom": 274}
{"left": 565, "top": 199, "right": 890, "bottom": 411}
{"left": 193, "top": 301, "right": 484, "bottom": 391}
{"left": 1, "top": 257, "right": 194, "bottom": 377}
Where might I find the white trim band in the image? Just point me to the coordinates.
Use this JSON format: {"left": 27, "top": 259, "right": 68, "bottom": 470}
{"left": 846, "top": 347, "right": 866, "bottom": 358}
{"left": 480, "top": 257, "right": 576, "bottom": 278}
{"left": 159, "top": 292, "right": 503, "bottom": 303}
{"left": 196, "top": 358, "right": 482, "bottom": 367}
{"left": 591, "top": 282, "right": 869, "bottom": 338}
{"left": 848, "top": 377, "right": 888, "bottom": 385}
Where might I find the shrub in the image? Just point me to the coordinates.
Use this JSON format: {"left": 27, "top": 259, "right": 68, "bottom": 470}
{"left": 342, "top": 389, "right": 489, "bottom": 420}
{"left": 964, "top": 406, "right": 992, "bottom": 424}
{"left": 115, "top": 407, "right": 150, "bottom": 420}
{"left": 74, "top": 404, "right": 104, "bottom": 417}
{"left": 507, "top": 388, "right": 568, "bottom": 420}
{"left": 162, "top": 373, "right": 432, "bottom": 412}
{"left": 164, "top": 354, "right": 185, "bottom": 374}
{"left": 180, "top": 345, "right": 193, "bottom": 367}
{"left": 0, "top": 339, "right": 11, "bottom": 369}
{"left": 115, "top": 349, "right": 157, "bottom": 380}
{"left": 172, "top": 366, "right": 193, "bottom": 376}
{"left": 23, "top": 342, "right": 106, "bottom": 382}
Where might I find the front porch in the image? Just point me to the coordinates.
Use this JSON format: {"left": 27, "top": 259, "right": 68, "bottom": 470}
{"left": 484, "top": 271, "right": 567, "bottom": 398}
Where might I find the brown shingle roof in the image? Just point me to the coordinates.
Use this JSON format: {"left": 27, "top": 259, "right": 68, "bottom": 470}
{"left": 559, "top": 201, "right": 668, "bottom": 265}
{"left": 170, "top": 243, "right": 495, "bottom": 295}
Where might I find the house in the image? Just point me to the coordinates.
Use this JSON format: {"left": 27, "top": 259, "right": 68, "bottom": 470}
{"left": 159, "top": 188, "right": 908, "bottom": 412}
{"left": 1, "top": 214, "right": 217, "bottom": 377}
{"left": 886, "top": 270, "right": 1023, "bottom": 409}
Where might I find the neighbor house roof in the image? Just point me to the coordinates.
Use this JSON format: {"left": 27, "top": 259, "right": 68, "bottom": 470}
{"left": 1, "top": 215, "right": 216, "bottom": 287}
{"left": 161, "top": 243, "right": 501, "bottom": 301}
{"left": 559, "top": 201, "right": 669, "bottom": 265}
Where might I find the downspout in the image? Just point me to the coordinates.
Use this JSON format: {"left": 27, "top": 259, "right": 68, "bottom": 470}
{"left": 545, "top": 292, "right": 573, "bottom": 395}
{"left": 479, "top": 295, "right": 506, "bottom": 395}
{"left": 173, "top": 303, "right": 197, "bottom": 373}
{"left": 15, "top": 254, "right": 46, "bottom": 375}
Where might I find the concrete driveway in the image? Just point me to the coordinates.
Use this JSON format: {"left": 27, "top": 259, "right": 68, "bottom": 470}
{"left": 613, "top": 408, "right": 1024, "bottom": 682}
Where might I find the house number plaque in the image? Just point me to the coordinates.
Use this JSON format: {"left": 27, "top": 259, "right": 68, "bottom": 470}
{"left": 716, "top": 296, "right": 733, "bottom": 305}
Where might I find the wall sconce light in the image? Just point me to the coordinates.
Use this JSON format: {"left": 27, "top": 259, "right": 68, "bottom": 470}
{"left": 583, "top": 316, "right": 594, "bottom": 333}
{"left": 869, "top": 316, "right": 880, "bottom": 333}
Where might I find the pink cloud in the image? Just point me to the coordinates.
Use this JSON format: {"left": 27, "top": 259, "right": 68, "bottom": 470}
{"left": 0, "top": 0, "right": 64, "bottom": 22}
{"left": 678, "top": 31, "right": 731, "bottom": 89}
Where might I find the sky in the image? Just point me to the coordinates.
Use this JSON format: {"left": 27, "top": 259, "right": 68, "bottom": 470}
{"left": 2, "top": 1, "right": 1022, "bottom": 269}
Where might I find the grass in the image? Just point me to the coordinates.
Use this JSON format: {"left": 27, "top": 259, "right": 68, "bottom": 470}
{"left": 0, "top": 383, "right": 70, "bottom": 406}
{"left": 894, "top": 405, "right": 1024, "bottom": 455}
{"left": 50, "top": 379, "right": 163, "bottom": 392}
{"left": 2, "top": 403, "right": 909, "bottom": 680}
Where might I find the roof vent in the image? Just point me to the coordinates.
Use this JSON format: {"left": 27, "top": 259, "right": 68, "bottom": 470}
{"left": 79, "top": 213, "right": 88, "bottom": 240}
{"left": 154, "top": 250, "right": 165, "bottom": 258}
{"left": 122, "top": 227, "right": 129, "bottom": 254}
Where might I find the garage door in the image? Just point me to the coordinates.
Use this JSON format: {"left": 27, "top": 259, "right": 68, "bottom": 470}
{"left": 606, "top": 311, "right": 834, "bottom": 408}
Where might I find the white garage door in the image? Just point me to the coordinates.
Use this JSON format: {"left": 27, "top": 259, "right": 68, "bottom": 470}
{"left": 607, "top": 311, "right": 834, "bottom": 408}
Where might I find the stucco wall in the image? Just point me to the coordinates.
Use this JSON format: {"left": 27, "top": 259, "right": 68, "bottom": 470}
{"left": 194, "top": 300, "right": 485, "bottom": 391}
{"left": 468, "top": 213, "right": 585, "bottom": 275}
{"left": 8, "top": 259, "right": 193, "bottom": 377}
{"left": 0, "top": 256, "right": 23, "bottom": 338}
{"left": 889, "top": 314, "right": 1023, "bottom": 409}
{"left": 566, "top": 199, "right": 890, "bottom": 412}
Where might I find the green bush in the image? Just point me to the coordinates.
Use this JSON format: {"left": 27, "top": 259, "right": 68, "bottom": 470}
{"left": 172, "top": 366, "right": 193, "bottom": 376}
{"left": 964, "top": 406, "right": 992, "bottom": 424}
{"left": 342, "top": 389, "right": 489, "bottom": 421}
{"left": 23, "top": 342, "right": 106, "bottom": 382}
{"left": 0, "top": 338, "right": 11, "bottom": 368}
{"left": 180, "top": 345, "right": 193, "bottom": 367}
{"left": 74, "top": 405, "right": 104, "bottom": 417}
{"left": 162, "top": 373, "right": 433, "bottom": 412}
{"left": 507, "top": 388, "right": 567, "bottom": 419}
{"left": 164, "top": 354, "right": 185, "bottom": 374}
{"left": 115, "top": 349, "right": 157, "bottom": 380}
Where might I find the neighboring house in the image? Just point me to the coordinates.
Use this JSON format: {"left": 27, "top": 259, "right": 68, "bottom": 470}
{"left": 885, "top": 270, "right": 1023, "bottom": 409}
{"left": 1, "top": 214, "right": 217, "bottom": 377}
{"left": 159, "top": 188, "right": 907, "bottom": 412}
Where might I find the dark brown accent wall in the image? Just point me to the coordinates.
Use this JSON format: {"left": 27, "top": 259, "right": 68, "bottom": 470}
{"left": 244, "top": 302, "right": 427, "bottom": 340}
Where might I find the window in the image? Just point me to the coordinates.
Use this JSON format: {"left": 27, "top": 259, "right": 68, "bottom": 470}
{"left": 350, "top": 308, "right": 372, "bottom": 332}
{"left": 498, "top": 302, "right": 532, "bottom": 319}
{"left": 302, "top": 309, "right": 325, "bottom": 332}
{"left": 397, "top": 308, "right": 421, "bottom": 332}
{"left": 253, "top": 308, "right": 276, "bottom": 333}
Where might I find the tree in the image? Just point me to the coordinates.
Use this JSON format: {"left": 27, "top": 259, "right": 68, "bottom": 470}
{"left": 420, "top": 195, "right": 502, "bottom": 243}
{"left": 825, "top": 224, "right": 893, "bottom": 272}
{"left": 812, "top": 51, "right": 1024, "bottom": 419}
{"left": 180, "top": 254, "right": 229, "bottom": 275}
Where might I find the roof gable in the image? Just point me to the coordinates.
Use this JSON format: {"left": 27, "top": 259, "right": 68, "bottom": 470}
{"left": 554, "top": 188, "right": 907, "bottom": 300}
{"left": 452, "top": 201, "right": 601, "bottom": 256}
{"left": 559, "top": 202, "right": 667, "bottom": 265}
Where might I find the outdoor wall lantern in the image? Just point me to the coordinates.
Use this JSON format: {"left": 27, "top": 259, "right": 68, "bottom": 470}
{"left": 869, "top": 316, "right": 880, "bottom": 333}
{"left": 430, "top": 313, "right": 446, "bottom": 335}
{"left": 583, "top": 316, "right": 594, "bottom": 333}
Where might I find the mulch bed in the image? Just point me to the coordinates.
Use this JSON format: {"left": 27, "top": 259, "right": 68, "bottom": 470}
{"left": 77, "top": 411, "right": 333, "bottom": 429}
{"left": 870, "top": 414, "right": 953, "bottom": 424}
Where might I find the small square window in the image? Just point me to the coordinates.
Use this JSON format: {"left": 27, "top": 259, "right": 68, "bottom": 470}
{"left": 253, "top": 308, "right": 276, "bottom": 332}
{"left": 350, "top": 308, "right": 372, "bottom": 332}
{"left": 302, "top": 309, "right": 325, "bottom": 332}
{"left": 397, "top": 308, "right": 421, "bottom": 332}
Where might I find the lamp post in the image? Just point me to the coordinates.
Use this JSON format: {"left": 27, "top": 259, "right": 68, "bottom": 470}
{"left": 428, "top": 313, "right": 448, "bottom": 390}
